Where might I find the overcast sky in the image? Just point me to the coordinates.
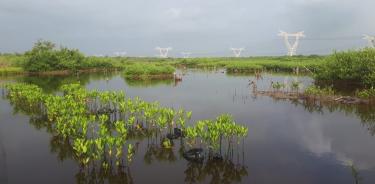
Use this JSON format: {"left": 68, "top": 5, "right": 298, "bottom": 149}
{"left": 0, "top": 0, "right": 374, "bottom": 57}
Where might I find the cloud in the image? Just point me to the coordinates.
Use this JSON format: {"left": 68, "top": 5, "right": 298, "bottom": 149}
{"left": 0, "top": 0, "right": 373, "bottom": 56}
{"left": 165, "top": 8, "right": 182, "bottom": 19}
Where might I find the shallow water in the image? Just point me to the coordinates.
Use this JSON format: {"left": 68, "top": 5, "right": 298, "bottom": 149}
{"left": 1, "top": 70, "right": 375, "bottom": 184}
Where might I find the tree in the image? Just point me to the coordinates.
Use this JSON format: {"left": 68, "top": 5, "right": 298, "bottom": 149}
{"left": 23, "top": 40, "right": 84, "bottom": 72}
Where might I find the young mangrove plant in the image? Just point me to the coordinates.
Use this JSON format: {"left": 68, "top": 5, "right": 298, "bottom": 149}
{"left": 4, "top": 83, "right": 249, "bottom": 166}
{"left": 304, "top": 85, "right": 335, "bottom": 96}
{"left": 184, "top": 114, "right": 248, "bottom": 160}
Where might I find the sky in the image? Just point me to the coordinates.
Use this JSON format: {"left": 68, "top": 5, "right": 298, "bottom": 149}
{"left": 0, "top": 0, "right": 374, "bottom": 57}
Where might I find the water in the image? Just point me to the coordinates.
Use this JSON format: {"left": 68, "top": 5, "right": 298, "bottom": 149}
{"left": 1, "top": 70, "right": 375, "bottom": 184}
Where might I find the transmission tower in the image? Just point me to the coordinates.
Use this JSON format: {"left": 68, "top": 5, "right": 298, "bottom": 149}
{"left": 363, "top": 34, "right": 375, "bottom": 48}
{"left": 230, "top": 48, "right": 245, "bottom": 57}
{"left": 278, "top": 31, "right": 305, "bottom": 56}
{"left": 181, "top": 52, "right": 191, "bottom": 58}
{"left": 155, "top": 47, "right": 172, "bottom": 58}
{"left": 113, "top": 51, "right": 127, "bottom": 57}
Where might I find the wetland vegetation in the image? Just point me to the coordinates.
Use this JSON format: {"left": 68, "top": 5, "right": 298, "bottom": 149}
{"left": 123, "top": 63, "right": 175, "bottom": 79}
{"left": 1, "top": 68, "right": 375, "bottom": 183}
{"left": 3, "top": 82, "right": 248, "bottom": 166}
{"left": 0, "top": 40, "right": 375, "bottom": 183}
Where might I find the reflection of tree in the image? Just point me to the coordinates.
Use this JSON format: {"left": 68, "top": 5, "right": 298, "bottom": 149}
{"left": 18, "top": 72, "right": 117, "bottom": 92}
{"left": 350, "top": 164, "right": 362, "bottom": 184}
{"left": 123, "top": 78, "right": 175, "bottom": 88}
{"left": 264, "top": 95, "right": 375, "bottom": 136}
{"left": 143, "top": 134, "right": 178, "bottom": 165}
{"left": 144, "top": 143, "right": 177, "bottom": 164}
{"left": 50, "top": 136, "right": 74, "bottom": 162}
{"left": 75, "top": 161, "right": 134, "bottom": 184}
{"left": 184, "top": 159, "right": 248, "bottom": 184}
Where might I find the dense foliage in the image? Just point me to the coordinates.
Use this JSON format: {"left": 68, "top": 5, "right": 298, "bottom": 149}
{"left": 23, "top": 40, "right": 85, "bottom": 72}
{"left": 315, "top": 48, "right": 375, "bottom": 87}
{"left": 123, "top": 63, "right": 175, "bottom": 79}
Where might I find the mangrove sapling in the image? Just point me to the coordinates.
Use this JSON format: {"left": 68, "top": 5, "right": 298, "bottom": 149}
{"left": 4, "top": 83, "right": 249, "bottom": 167}
{"left": 73, "top": 138, "right": 91, "bottom": 166}
{"left": 127, "top": 144, "right": 135, "bottom": 163}
{"left": 271, "top": 81, "right": 286, "bottom": 92}
{"left": 304, "top": 85, "right": 335, "bottom": 96}
{"left": 290, "top": 80, "right": 301, "bottom": 93}
{"left": 162, "top": 137, "right": 173, "bottom": 149}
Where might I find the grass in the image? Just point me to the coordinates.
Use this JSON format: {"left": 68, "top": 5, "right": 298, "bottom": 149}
{"left": 172, "top": 56, "right": 326, "bottom": 73}
{"left": 356, "top": 87, "right": 375, "bottom": 99}
{"left": 123, "top": 63, "right": 175, "bottom": 79}
{"left": 304, "top": 85, "right": 335, "bottom": 96}
{"left": 0, "top": 54, "right": 26, "bottom": 75}
{"left": 0, "top": 67, "right": 24, "bottom": 75}
{"left": 0, "top": 48, "right": 326, "bottom": 75}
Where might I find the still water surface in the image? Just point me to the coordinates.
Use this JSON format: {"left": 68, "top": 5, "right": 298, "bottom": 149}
{"left": 0, "top": 70, "right": 375, "bottom": 184}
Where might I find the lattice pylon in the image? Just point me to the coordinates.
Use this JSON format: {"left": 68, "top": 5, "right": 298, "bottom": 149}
{"left": 155, "top": 47, "right": 172, "bottom": 58}
{"left": 113, "top": 51, "right": 127, "bottom": 57}
{"left": 230, "top": 48, "right": 245, "bottom": 57}
{"left": 181, "top": 52, "right": 191, "bottom": 58}
{"left": 363, "top": 34, "right": 375, "bottom": 48}
{"left": 278, "top": 31, "right": 305, "bottom": 56}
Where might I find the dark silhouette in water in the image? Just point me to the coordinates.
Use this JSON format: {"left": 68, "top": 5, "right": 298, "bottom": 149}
{"left": 183, "top": 148, "right": 204, "bottom": 163}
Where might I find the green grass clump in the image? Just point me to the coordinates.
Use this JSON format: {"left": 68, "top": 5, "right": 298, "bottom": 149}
{"left": 0, "top": 67, "right": 24, "bottom": 75}
{"left": 304, "top": 85, "right": 335, "bottom": 96}
{"left": 356, "top": 87, "right": 375, "bottom": 99}
{"left": 123, "top": 63, "right": 175, "bottom": 79}
{"left": 226, "top": 63, "right": 263, "bottom": 73}
{"left": 315, "top": 48, "right": 375, "bottom": 87}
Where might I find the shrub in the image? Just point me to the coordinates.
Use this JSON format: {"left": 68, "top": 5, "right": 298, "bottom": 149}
{"left": 123, "top": 63, "right": 175, "bottom": 78}
{"left": 356, "top": 87, "right": 375, "bottom": 99}
{"left": 23, "top": 40, "right": 85, "bottom": 72}
{"left": 315, "top": 48, "right": 375, "bottom": 87}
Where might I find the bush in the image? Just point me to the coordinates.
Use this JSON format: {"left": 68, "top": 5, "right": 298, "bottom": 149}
{"left": 23, "top": 40, "right": 85, "bottom": 72}
{"left": 315, "top": 48, "right": 375, "bottom": 87}
{"left": 356, "top": 87, "right": 375, "bottom": 99}
{"left": 123, "top": 63, "right": 175, "bottom": 79}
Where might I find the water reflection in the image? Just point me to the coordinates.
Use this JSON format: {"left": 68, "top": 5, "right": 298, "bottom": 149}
{"left": 1, "top": 71, "right": 375, "bottom": 183}
{"left": 124, "top": 78, "right": 178, "bottom": 88}
{"left": 263, "top": 96, "right": 375, "bottom": 136}
{"left": 15, "top": 72, "right": 118, "bottom": 92}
